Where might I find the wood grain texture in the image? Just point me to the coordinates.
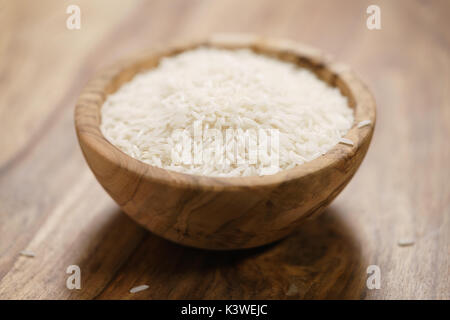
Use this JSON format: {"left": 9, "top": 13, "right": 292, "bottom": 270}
{"left": 0, "top": 0, "right": 448, "bottom": 299}
{"left": 75, "top": 34, "right": 376, "bottom": 250}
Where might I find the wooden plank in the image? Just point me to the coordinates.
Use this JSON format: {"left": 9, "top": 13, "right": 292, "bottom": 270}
{"left": 0, "top": 0, "right": 448, "bottom": 299}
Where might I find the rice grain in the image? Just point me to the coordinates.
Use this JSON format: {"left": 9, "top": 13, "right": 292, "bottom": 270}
{"left": 130, "top": 285, "right": 149, "bottom": 293}
{"left": 101, "top": 48, "right": 354, "bottom": 177}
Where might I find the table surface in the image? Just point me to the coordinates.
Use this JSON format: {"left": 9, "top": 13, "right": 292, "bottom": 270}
{"left": 0, "top": 0, "right": 448, "bottom": 299}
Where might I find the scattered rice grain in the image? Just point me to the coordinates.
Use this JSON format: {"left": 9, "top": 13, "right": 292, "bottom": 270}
{"left": 397, "top": 239, "right": 415, "bottom": 247}
{"left": 130, "top": 285, "right": 149, "bottom": 293}
{"left": 19, "top": 250, "right": 36, "bottom": 258}
{"left": 357, "top": 120, "right": 371, "bottom": 128}
{"left": 339, "top": 138, "right": 354, "bottom": 146}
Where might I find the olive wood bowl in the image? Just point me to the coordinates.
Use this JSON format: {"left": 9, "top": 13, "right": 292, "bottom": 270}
{"left": 74, "top": 34, "right": 376, "bottom": 250}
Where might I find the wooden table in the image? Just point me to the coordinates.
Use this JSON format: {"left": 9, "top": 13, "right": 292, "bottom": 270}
{"left": 0, "top": 0, "right": 448, "bottom": 299}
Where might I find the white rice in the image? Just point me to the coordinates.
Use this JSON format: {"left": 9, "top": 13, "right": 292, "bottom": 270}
{"left": 19, "top": 250, "right": 36, "bottom": 258}
{"left": 397, "top": 239, "right": 415, "bottom": 247}
{"left": 357, "top": 120, "right": 371, "bottom": 128}
{"left": 339, "top": 138, "right": 355, "bottom": 146}
{"left": 101, "top": 48, "right": 354, "bottom": 177}
{"left": 130, "top": 285, "right": 149, "bottom": 293}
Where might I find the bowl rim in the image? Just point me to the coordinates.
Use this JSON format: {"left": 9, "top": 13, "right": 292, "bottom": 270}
{"left": 75, "top": 34, "right": 376, "bottom": 191}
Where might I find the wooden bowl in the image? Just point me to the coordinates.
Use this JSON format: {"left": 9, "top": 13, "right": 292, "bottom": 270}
{"left": 75, "top": 34, "right": 376, "bottom": 250}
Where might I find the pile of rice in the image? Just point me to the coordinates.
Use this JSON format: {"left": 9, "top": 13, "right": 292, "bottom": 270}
{"left": 100, "top": 48, "right": 353, "bottom": 177}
